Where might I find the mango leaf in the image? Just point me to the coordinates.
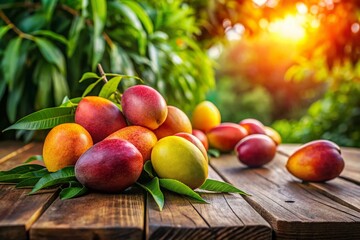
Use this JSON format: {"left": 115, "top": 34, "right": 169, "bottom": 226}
{"left": 67, "top": 16, "right": 85, "bottom": 57}
{"left": 41, "top": 0, "right": 58, "bottom": 21}
{"left": 82, "top": 78, "right": 103, "bottom": 97}
{"left": 90, "top": 0, "right": 106, "bottom": 70}
{"left": 2, "top": 106, "right": 75, "bottom": 132}
{"left": 60, "top": 182, "right": 88, "bottom": 200}
{"left": 33, "top": 60, "right": 52, "bottom": 109}
{"left": 7, "top": 80, "right": 24, "bottom": 123}
{"left": 60, "top": 97, "right": 82, "bottom": 107}
{"left": 24, "top": 155, "right": 43, "bottom": 163}
{"left": 137, "top": 177, "right": 164, "bottom": 211}
{"left": 208, "top": 149, "right": 220, "bottom": 158}
{"left": 98, "top": 76, "right": 122, "bottom": 99}
{"left": 29, "top": 167, "right": 77, "bottom": 194}
{"left": 143, "top": 161, "right": 155, "bottom": 178}
{"left": 0, "top": 164, "right": 45, "bottom": 176}
{"left": 159, "top": 179, "right": 207, "bottom": 203}
{"left": 0, "top": 174, "right": 25, "bottom": 183}
{"left": 16, "top": 177, "right": 42, "bottom": 188}
{"left": 79, "top": 72, "right": 100, "bottom": 83}
{"left": 2, "top": 37, "right": 22, "bottom": 88}
{"left": 19, "top": 168, "right": 49, "bottom": 178}
{"left": 199, "top": 179, "right": 250, "bottom": 196}
{"left": 51, "top": 66, "right": 70, "bottom": 105}
{"left": 121, "top": 0, "right": 153, "bottom": 34}
{"left": 32, "top": 30, "right": 68, "bottom": 45}
{"left": 0, "top": 25, "right": 11, "bottom": 39}
{"left": 34, "top": 37, "right": 65, "bottom": 74}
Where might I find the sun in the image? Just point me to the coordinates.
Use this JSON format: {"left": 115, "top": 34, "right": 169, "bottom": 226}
{"left": 268, "top": 15, "right": 307, "bottom": 42}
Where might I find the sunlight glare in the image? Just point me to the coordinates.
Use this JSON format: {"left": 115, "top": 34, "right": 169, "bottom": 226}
{"left": 268, "top": 15, "right": 307, "bottom": 42}
{"left": 253, "top": 0, "right": 267, "bottom": 7}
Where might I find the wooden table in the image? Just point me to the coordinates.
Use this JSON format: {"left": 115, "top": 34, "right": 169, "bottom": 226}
{"left": 0, "top": 141, "right": 359, "bottom": 240}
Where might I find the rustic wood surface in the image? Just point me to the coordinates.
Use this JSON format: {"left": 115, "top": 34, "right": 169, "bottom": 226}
{"left": 0, "top": 141, "right": 359, "bottom": 240}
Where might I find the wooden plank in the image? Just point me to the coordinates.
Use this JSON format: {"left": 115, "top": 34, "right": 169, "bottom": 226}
{"left": 210, "top": 153, "right": 360, "bottom": 239}
{"left": 147, "top": 166, "right": 272, "bottom": 240}
{"left": 30, "top": 188, "right": 145, "bottom": 240}
{"left": 0, "top": 143, "right": 43, "bottom": 171}
{"left": 0, "top": 141, "right": 28, "bottom": 164}
{"left": 0, "top": 142, "right": 57, "bottom": 240}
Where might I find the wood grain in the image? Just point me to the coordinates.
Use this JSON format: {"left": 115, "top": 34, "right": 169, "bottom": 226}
{"left": 0, "top": 141, "right": 56, "bottom": 240}
{"left": 210, "top": 153, "right": 360, "bottom": 239}
{"left": 147, "top": 166, "right": 271, "bottom": 240}
{"left": 30, "top": 188, "right": 145, "bottom": 240}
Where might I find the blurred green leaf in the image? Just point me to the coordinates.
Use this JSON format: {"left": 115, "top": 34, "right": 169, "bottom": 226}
{"left": 3, "top": 107, "right": 75, "bottom": 131}
{"left": 24, "top": 155, "right": 43, "bottom": 163}
{"left": 33, "top": 60, "right": 52, "bottom": 109}
{"left": 79, "top": 72, "right": 100, "bottom": 82}
{"left": 52, "top": 66, "right": 70, "bottom": 105}
{"left": 2, "top": 37, "right": 22, "bottom": 88}
{"left": 34, "top": 37, "right": 65, "bottom": 74}
{"left": 60, "top": 182, "right": 88, "bottom": 199}
{"left": 0, "top": 25, "right": 11, "bottom": 39}
{"left": 90, "top": 0, "right": 106, "bottom": 70}
{"left": 32, "top": 30, "right": 68, "bottom": 45}
{"left": 82, "top": 77, "right": 103, "bottom": 97}
{"left": 7, "top": 81, "right": 24, "bottom": 123}
{"left": 41, "top": 0, "right": 58, "bottom": 22}
{"left": 121, "top": 0, "right": 153, "bottom": 34}
{"left": 67, "top": 16, "right": 85, "bottom": 57}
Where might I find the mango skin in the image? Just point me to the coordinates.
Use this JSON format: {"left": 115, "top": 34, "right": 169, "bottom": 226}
{"left": 239, "top": 118, "right": 266, "bottom": 135}
{"left": 121, "top": 85, "right": 168, "bottom": 130}
{"left": 175, "top": 132, "right": 208, "bottom": 162}
{"left": 151, "top": 136, "right": 208, "bottom": 189}
{"left": 75, "top": 139, "right": 143, "bottom": 193}
{"left": 192, "top": 129, "right": 209, "bottom": 151}
{"left": 207, "top": 123, "right": 248, "bottom": 152}
{"left": 75, "top": 96, "right": 127, "bottom": 143}
{"left": 43, "top": 123, "right": 93, "bottom": 172}
{"left": 154, "top": 106, "right": 192, "bottom": 139}
{"left": 286, "top": 140, "right": 344, "bottom": 182}
{"left": 235, "top": 134, "right": 276, "bottom": 167}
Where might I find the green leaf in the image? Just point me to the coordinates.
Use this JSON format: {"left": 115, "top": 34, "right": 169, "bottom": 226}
{"left": 159, "top": 179, "right": 207, "bottom": 203}
{"left": 60, "top": 182, "right": 88, "bottom": 200}
{"left": 29, "top": 167, "right": 77, "bottom": 194}
{"left": 0, "top": 164, "right": 45, "bottom": 176}
{"left": 199, "top": 179, "right": 249, "bottom": 195}
{"left": 60, "top": 97, "right": 82, "bottom": 107}
{"left": 90, "top": 0, "right": 106, "bottom": 70}
{"left": 51, "top": 66, "right": 70, "bottom": 105}
{"left": 2, "top": 37, "right": 22, "bottom": 88}
{"left": 41, "top": 0, "right": 58, "bottom": 21}
{"left": 32, "top": 30, "right": 68, "bottom": 45}
{"left": 79, "top": 72, "right": 100, "bottom": 83}
{"left": 82, "top": 78, "right": 103, "bottom": 97}
{"left": 137, "top": 177, "right": 164, "bottom": 211}
{"left": 208, "top": 148, "right": 220, "bottom": 158}
{"left": 121, "top": 0, "right": 153, "bottom": 34}
{"left": 3, "top": 107, "right": 75, "bottom": 132}
{"left": 34, "top": 37, "right": 66, "bottom": 74}
{"left": 98, "top": 76, "right": 122, "bottom": 99}
{"left": 7, "top": 80, "right": 24, "bottom": 122}
{"left": 16, "top": 177, "right": 42, "bottom": 188}
{"left": 0, "top": 25, "right": 11, "bottom": 39}
{"left": 0, "top": 174, "right": 24, "bottom": 183}
{"left": 19, "top": 168, "right": 49, "bottom": 178}
{"left": 143, "top": 160, "right": 155, "bottom": 178}
{"left": 33, "top": 59, "right": 52, "bottom": 109}
{"left": 24, "top": 155, "right": 43, "bottom": 163}
{"left": 67, "top": 16, "right": 85, "bottom": 57}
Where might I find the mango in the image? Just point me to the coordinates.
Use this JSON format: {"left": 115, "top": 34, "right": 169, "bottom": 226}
{"left": 75, "top": 96, "right": 127, "bottom": 143}
{"left": 207, "top": 123, "right": 248, "bottom": 152}
{"left": 151, "top": 136, "right": 208, "bottom": 189}
{"left": 235, "top": 134, "right": 276, "bottom": 167}
{"left": 264, "top": 126, "right": 282, "bottom": 145}
{"left": 175, "top": 132, "right": 208, "bottom": 161}
{"left": 121, "top": 85, "right": 168, "bottom": 130}
{"left": 154, "top": 106, "right": 192, "bottom": 139}
{"left": 192, "top": 101, "right": 221, "bottom": 133}
{"left": 239, "top": 118, "right": 266, "bottom": 135}
{"left": 43, "top": 123, "right": 93, "bottom": 172}
{"left": 192, "top": 129, "right": 209, "bottom": 151}
{"left": 286, "top": 140, "right": 345, "bottom": 182}
{"left": 75, "top": 139, "right": 143, "bottom": 193}
{"left": 106, "top": 125, "right": 157, "bottom": 163}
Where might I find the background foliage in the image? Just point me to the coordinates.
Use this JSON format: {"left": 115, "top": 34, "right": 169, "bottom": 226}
{"left": 0, "top": 0, "right": 214, "bottom": 140}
